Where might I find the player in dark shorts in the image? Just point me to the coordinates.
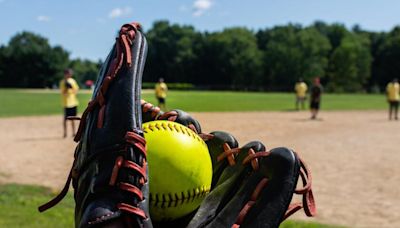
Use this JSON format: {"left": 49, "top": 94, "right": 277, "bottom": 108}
{"left": 155, "top": 78, "right": 168, "bottom": 111}
{"left": 386, "top": 78, "right": 400, "bottom": 120}
{"left": 157, "top": 97, "right": 165, "bottom": 106}
{"left": 310, "top": 77, "right": 323, "bottom": 120}
{"left": 60, "top": 69, "right": 79, "bottom": 137}
{"left": 64, "top": 107, "right": 77, "bottom": 119}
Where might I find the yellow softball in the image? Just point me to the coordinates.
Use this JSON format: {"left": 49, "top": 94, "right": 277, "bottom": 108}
{"left": 142, "top": 120, "right": 212, "bottom": 221}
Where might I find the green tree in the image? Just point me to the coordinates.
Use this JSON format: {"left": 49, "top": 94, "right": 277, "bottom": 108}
{"left": 69, "top": 58, "right": 101, "bottom": 86}
{"left": 327, "top": 34, "right": 372, "bottom": 92}
{"left": 0, "top": 31, "right": 69, "bottom": 88}
{"left": 200, "top": 28, "right": 263, "bottom": 89}
{"left": 351, "top": 26, "right": 386, "bottom": 92}
{"left": 259, "top": 25, "right": 331, "bottom": 90}
{"left": 373, "top": 27, "right": 400, "bottom": 90}
{"left": 260, "top": 25, "right": 302, "bottom": 90}
{"left": 0, "top": 45, "right": 6, "bottom": 85}
{"left": 313, "top": 22, "right": 349, "bottom": 51}
{"left": 297, "top": 28, "right": 331, "bottom": 81}
{"left": 144, "top": 20, "right": 200, "bottom": 83}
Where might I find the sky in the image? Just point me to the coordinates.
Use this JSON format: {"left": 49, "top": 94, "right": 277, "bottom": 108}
{"left": 1, "top": 0, "right": 400, "bottom": 61}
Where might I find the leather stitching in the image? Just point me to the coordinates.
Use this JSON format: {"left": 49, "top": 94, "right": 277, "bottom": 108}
{"left": 149, "top": 186, "right": 210, "bottom": 208}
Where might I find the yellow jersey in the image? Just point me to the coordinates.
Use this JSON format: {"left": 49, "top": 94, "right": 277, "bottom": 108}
{"left": 60, "top": 78, "right": 79, "bottom": 108}
{"left": 386, "top": 82, "right": 400, "bottom": 101}
{"left": 295, "top": 82, "right": 308, "bottom": 98}
{"left": 155, "top": 82, "right": 168, "bottom": 98}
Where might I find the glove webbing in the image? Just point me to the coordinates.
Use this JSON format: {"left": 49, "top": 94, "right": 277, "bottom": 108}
{"left": 141, "top": 100, "right": 162, "bottom": 119}
{"left": 141, "top": 100, "right": 180, "bottom": 123}
{"left": 141, "top": 100, "right": 206, "bottom": 136}
{"left": 74, "top": 22, "right": 141, "bottom": 142}
{"left": 216, "top": 145, "right": 316, "bottom": 227}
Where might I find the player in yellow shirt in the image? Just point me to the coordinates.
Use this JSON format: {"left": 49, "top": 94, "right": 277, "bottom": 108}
{"left": 386, "top": 78, "right": 399, "bottom": 120}
{"left": 294, "top": 78, "right": 308, "bottom": 110}
{"left": 60, "top": 69, "right": 79, "bottom": 137}
{"left": 155, "top": 78, "right": 168, "bottom": 111}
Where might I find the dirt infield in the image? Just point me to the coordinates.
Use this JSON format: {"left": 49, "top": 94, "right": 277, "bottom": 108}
{"left": 0, "top": 111, "right": 398, "bottom": 227}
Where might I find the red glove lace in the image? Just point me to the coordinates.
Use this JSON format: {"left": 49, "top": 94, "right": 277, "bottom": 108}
{"left": 215, "top": 143, "right": 316, "bottom": 227}
{"left": 109, "top": 131, "right": 148, "bottom": 220}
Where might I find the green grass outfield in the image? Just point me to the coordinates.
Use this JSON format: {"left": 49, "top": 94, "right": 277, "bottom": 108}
{"left": 0, "top": 184, "right": 343, "bottom": 228}
{"left": 0, "top": 89, "right": 388, "bottom": 117}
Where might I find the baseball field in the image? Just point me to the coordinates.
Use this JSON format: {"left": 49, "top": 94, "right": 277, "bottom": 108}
{"left": 0, "top": 89, "right": 398, "bottom": 227}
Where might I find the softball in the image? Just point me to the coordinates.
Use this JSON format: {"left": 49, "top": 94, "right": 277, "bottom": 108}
{"left": 142, "top": 120, "right": 212, "bottom": 221}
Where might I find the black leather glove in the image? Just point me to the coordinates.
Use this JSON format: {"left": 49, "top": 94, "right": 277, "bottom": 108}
{"left": 39, "top": 22, "right": 153, "bottom": 228}
{"left": 141, "top": 101, "right": 201, "bottom": 134}
{"left": 65, "top": 81, "right": 73, "bottom": 89}
{"left": 188, "top": 131, "right": 316, "bottom": 227}
{"left": 39, "top": 22, "right": 316, "bottom": 228}
{"left": 140, "top": 106, "right": 317, "bottom": 228}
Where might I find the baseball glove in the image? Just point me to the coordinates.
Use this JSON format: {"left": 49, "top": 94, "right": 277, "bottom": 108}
{"left": 141, "top": 101, "right": 202, "bottom": 135}
{"left": 188, "top": 132, "right": 316, "bottom": 227}
{"left": 39, "top": 22, "right": 152, "bottom": 227}
{"left": 39, "top": 22, "right": 315, "bottom": 228}
{"left": 140, "top": 102, "right": 316, "bottom": 227}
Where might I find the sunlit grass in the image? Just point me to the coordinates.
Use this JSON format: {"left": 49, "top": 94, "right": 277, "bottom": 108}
{"left": 0, "top": 89, "right": 387, "bottom": 117}
{"left": 0, "top": 184, "right": 344, "bottom": 228}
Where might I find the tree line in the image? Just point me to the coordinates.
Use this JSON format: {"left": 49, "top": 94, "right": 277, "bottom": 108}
{"left": 0, "top": 32, "right": 101, "bottom": 88}
{"left": 1, "top": 20, "right": 400, "bottom": 92}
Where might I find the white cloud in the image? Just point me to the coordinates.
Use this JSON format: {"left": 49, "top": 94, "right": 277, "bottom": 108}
{"left": 108, "top": 7, "right": 132, "bottom": 19}
{"left": 193, "top": 0, "right": 213, "bottom": 17}
{"left": 37, "top": 15, "right": 51, "bottom": 22}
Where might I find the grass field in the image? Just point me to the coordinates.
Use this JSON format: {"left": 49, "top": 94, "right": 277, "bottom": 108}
{"left": 0, "top": 89, "right": 355, "bottom": 227}
{"left": 0, "top": 89, "right": 388, "bottom": 117}
{"left": 0, "top": 184, "right": 343, "bottom": 228}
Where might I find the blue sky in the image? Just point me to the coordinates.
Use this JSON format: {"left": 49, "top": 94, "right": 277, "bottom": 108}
{"left": 1, "top": 0, "right": 400, "bottom": 60}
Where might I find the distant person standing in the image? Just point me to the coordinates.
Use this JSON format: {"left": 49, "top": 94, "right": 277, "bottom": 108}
{"left": 60, "top": 69, "right": 79, "bottom": 137}
{"left": 386, "top": 78, "right": 399, "bottom": 120}
{"left": 294, "top": 78, "right": 308, "bottom": 110}
{"left": 155, "top": 78, "right": 168, "bottom": 111}
{"left": 310, "top": 77, "right": 323, "bottom": 120}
